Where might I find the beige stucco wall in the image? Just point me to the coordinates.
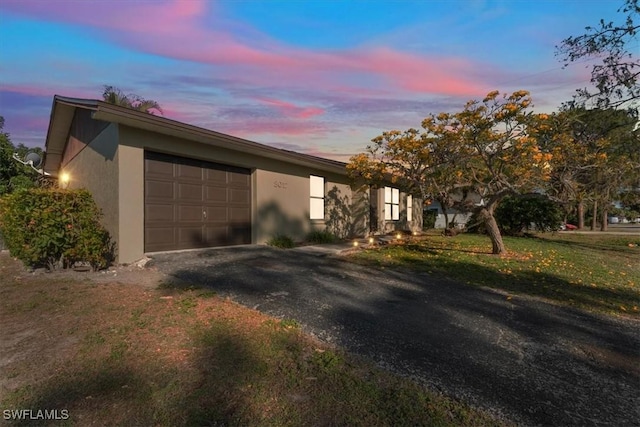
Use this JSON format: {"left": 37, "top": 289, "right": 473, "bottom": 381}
{"left": 372, "top": 186, "right": 421, "bottom": 233}
{"left": 113, "top": 125, "right": 369, "bottom": 261}
{"left": 61, "top": 123, "right": 120, "bottom": 252}
{"left": 117, "top": 144, "right": 144, "bottom": 264}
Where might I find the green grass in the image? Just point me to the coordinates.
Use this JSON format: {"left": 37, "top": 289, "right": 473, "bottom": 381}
{"left": 0, "top": 253, "right": 507, "bottom": 427}
{"left": 349, "top": 231, "right": 640, "bottom": 317}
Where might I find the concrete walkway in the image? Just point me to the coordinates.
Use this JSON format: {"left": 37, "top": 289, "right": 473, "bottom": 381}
{"left": 150, "top": 245, "right": 640, "bottom": 426}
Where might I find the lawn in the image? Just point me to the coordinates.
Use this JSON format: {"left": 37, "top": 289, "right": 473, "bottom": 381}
{"left": 0, "top": 253, "right": 508, "bottom": 427}
{"left": 349, "top": 231, "right": 640, "bottom": 317}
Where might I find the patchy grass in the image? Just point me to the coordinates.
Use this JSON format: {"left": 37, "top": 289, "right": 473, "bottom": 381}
{"left": 0, "top": 253, "right": 507, "bottom": 426}
{"left": 349, "top": 231, "right": 640, "bottom": 317}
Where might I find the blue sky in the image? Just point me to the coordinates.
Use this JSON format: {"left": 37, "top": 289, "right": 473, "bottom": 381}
{"left": 0, "top": 0, "right": 623, "bottom": 161}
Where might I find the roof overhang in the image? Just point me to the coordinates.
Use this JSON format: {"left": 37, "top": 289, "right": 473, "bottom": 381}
{"left": 44, "top": 95, "right": 347, "bottom": 176}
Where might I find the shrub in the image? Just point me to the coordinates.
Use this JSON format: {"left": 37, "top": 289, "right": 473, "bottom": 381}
{"left": 306, "top": 229, "right": 337, "bottom": 244}
{"left": 495, "top": 194, "right": 563, "bottom": 236}
{"left": 266, "top": 234, "right": 295, "bottom": 248}
{"left": 422, "top": 209, "right": 437, "bottom": 229}
{"left": 0, "top": 188, "right": 114, "bottom": 270}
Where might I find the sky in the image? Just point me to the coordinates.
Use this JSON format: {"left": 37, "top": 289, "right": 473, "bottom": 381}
{"left": 0, "top": 0, "right": 624, "bottom": 162}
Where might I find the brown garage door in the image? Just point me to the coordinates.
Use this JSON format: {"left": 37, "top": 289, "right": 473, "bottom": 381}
{"left": 144, "top": 151, "right": 251, "bottom": 252}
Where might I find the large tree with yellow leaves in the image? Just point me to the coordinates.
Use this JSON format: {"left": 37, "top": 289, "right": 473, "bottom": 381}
{"left": 348, "top": 90, "right": 553, "bottom": 254}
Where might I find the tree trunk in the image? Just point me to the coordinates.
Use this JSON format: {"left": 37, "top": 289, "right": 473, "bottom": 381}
{"left": 577, "top": 201, "right": 584, "bottom": 229}
{"left": 601, "top": 208, "right": 608, "bottom": 232}
{"left": 591, "top": 200, "right": 598, "bottom": 231}
{"left": 480, "top": 207, "right": 506, "bottom": 255}
{"left": 441, "top": 208, "right": 450, "bottom": 231}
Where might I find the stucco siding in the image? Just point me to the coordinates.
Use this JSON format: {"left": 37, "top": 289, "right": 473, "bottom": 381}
{"left": 118, "top": 144, "right": 145, "bottom": 263}
{"left": 254, "top": 169, "right": 310, "bottom": 243}
{"left": 61, "top": 122, "right": 119, "bottom": 251}
{"left": 114, "top": 125, "right": 370, "bottom": 257}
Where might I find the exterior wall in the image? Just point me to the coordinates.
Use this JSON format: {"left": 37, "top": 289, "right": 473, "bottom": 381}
{"left": 61, "top": 121, "right": 120, "bottom": 253}
{"left": 118, "top": 144, "right": 144, "bottom": 263}
{"left": 253, "top": 169, "right": 311, "bottom": 243}
{"left": 426, "top": 201, "right": 473, "bottom": 229}
{"left": 371, "top": 186, "right": 421, "bottom": 233}
{"left": 117, "top": 125, "right": 368, "bottom": 261}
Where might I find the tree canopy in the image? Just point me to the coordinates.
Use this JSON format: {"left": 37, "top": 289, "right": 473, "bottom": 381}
{"left": 0, "top": 117, "right": 43, "bottom": 195}
{"left": 348, "top": 90, "right": 552, "bottom": 255}
{"left": 556, "top": 0, "right": 640, "bottom": 108}
{"left": 102, "top": 85, "right": 163, "bottom": 115}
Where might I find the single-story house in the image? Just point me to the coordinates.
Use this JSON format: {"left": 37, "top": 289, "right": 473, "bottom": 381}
{"left": 43, "top": 95, "right": 421, "bottom": 264}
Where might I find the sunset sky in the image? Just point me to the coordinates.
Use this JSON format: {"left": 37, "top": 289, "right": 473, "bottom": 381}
{"left": 0, "top": 0, "right": 621, "bottom": 161}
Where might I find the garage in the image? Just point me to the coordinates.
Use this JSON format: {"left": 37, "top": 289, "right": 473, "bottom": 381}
{"left": 144, "top": 151, "right": 251, "bottom": 252}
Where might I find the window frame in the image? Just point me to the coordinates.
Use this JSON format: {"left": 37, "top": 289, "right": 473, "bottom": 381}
{"left": 384, "top": 186, "right": 400, "bottom": 221}
{"left": 310, "top": 175, "right": 325, "bottom": 220}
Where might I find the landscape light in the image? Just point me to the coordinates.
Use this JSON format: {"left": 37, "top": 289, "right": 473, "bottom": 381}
{"left": 59, "top": 172, "right": 70, "bottom": 189}
{"left": 353, "top": 240, "right": 359, "bottom": 247}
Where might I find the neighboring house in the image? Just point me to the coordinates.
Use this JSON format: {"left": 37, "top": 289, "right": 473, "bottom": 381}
{"left": 43, "top": 95, "right": 420, "bottom": 264}
{"left": 424, "top": 190, "right": 483, "bottom": 229}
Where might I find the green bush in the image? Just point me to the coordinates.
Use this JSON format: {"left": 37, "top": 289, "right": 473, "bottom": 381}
{"left": 306, "top": 229, "right": 337, "bottom": 244}
{"left": 266, "top": 234, "right": 295, "bottom": 248}
{"left": 0, "top": 188, "right": 114, "bottom": 270}
{"left": 495, "top": 194, "right": 563, "bottom": 236}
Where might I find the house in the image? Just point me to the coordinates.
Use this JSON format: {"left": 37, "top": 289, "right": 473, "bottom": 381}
{"left": 43, "top": 96, "right": 421, "bottom": 264}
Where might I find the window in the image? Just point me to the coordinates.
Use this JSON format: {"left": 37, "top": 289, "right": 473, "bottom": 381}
{"left": 310, "top": 175, "right": 324, "bottom": 219}
{"left": 384, "top": 186, "right": 399, "bottom": 221}
{"left": 407, "top": 195, "right": 413, "bottom": 221}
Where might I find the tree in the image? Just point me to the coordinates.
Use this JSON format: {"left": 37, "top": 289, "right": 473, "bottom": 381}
{"left": 348, "top": 90, "right": 551, "bottom": 254}
{"left": 102, "top": 85, "right": 163, "bottom": 115}
{"left": 436, "top": 90, "right": 551, "bottom": 254}
{"left": 0, "top": 117, "right": 42, "bottom": 195}
{"left": 534, "top": 106, "right": 639, "bottom": 230}
{"left": 557, "top": 0, "right": 640, "bottom": 108}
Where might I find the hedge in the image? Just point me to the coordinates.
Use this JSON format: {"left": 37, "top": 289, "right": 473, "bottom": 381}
{"left": 0, "top": 188, "right": 114, "bottom": 270}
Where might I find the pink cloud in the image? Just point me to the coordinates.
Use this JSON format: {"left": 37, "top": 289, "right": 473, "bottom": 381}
{"left": 256, "top": 98, "right": 325, "bottom": 119}
{"left": 3, "top": 0, "right": 491, "bottom": 99}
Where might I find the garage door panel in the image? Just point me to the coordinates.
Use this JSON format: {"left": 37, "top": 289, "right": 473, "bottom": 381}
{"left": 178, "top": 227, "right": 203, "bottom": 247}
{"left": 178, "top": 183, "right": 204, "bottom": 201}
{"left": 203, "top": 226, "right": 230, "bottom": 246}
{"left": 229, "top": 188, "right": 250, "bottom": 204}
{"left": 146, "top": 204, "right": 175, "bottom": 222}
{"left": 205, "top": 169, "right": 227, "bottom": 183}
{"left": 178, "top": 205, "right": 204, "bottom": 221}
{"left": 204, "top": 206, "right": 228, "bottom": 223}
{"left": 145, "top": 227, "right": 175, "bottom": 250}
{"left": 145, "top": 151, "right": 251, "bottom": 252}
{"left": 230, "top": 207, "right": 250, "bottom": 222}
{"left": 177, "top": 163, "right": 203, "bottom": 180}
{"left": 145, "top": 158, "right": 174, "bottom": 176}
{"left": 146, "top": 180, "right": 174, "bottom": 199}
{"left": 229, "top": 171, "right": 250, "bottom": 186}
{"left": 206, "top": 186, "right": 228, "bottom": 202}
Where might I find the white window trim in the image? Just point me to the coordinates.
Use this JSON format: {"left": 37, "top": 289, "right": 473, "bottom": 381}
{"left": 384, "top": 186, "right": 400, "bottom": 221}
{"left": 310, "top": 175, "right": 325, "bottom": 220}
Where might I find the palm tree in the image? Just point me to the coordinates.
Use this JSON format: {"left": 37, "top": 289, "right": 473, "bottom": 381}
{"left": 102, "top": 85, "right": 163, "bottom": 115}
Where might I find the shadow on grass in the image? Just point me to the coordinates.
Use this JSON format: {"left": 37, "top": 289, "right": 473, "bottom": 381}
{"left": 388, "top": 253, "right": 639, "bottom": 316}
{"left": 4, "top": 328, "right": 284, "bottom": 426}
{"left": 534, "top": 234, "right": 640, "bottom": 255}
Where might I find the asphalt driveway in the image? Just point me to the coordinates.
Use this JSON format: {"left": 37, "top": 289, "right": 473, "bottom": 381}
{"left": 150, "top": 245, "right": 640, "bottom": 426}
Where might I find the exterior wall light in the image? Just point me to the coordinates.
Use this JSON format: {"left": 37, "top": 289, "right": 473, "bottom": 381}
{"left": 59, "top": 172, "right": 70, "bottom": 189}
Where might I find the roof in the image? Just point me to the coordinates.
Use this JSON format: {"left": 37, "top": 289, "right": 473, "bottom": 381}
{"left": 44, "top": 95, "right": 348, "bottom": 176}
